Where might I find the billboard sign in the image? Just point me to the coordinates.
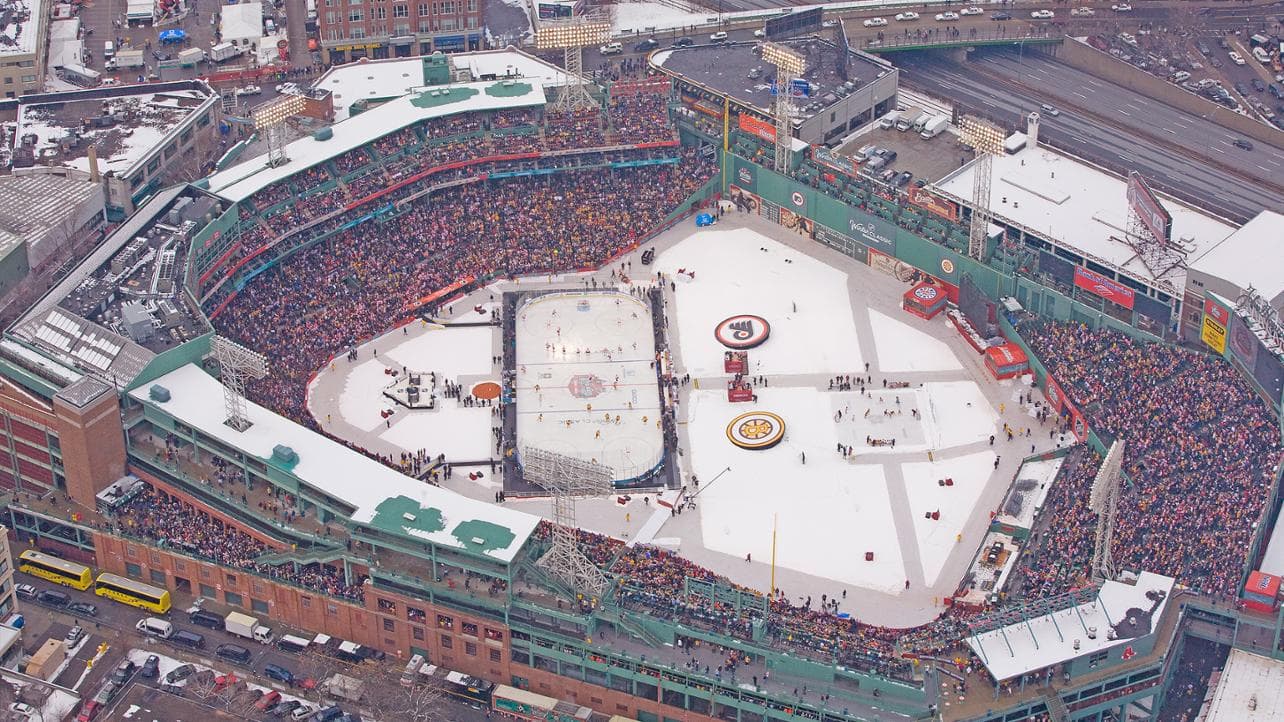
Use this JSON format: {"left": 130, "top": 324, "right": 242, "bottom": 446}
{"left": 738, "top": 114, "right": 776, "bottom": 143}
{"left": 1073, "top": 266, "right": 1136, "bottom": 309}
{"left": 907, "top": 185, "right": 959, "bottom": 222}
{"left": 1229, "top": 312, "right": 1260, "bottom": 369}
{"left": 846, "top": 211, "right": 896, "bottom": 253}
{"left": 764, "top": 7, "right": 823, "bottom": 40}
{"left": 1126, "top": 171, "right": 1172, "bottom": 245}
{"left": 1201, "top": 295, "right": 1230, "bottom": 354}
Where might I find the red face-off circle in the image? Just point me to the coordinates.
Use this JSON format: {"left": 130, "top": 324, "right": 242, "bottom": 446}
{"left": 472, "top": 382, "right": 501, "bottom": 400}
{"left": 715, "top": 315, "right": 771, "bottom": 349}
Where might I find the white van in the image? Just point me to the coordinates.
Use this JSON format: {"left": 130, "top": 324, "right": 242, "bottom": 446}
{"left": 136, "top": 617, "right": 173, "bottom": 639}
{"left": 104, "top": 41, "right": 115, "bottom": 59}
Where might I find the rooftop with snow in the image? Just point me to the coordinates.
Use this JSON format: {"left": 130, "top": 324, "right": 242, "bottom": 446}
{"left": 11, "top": 83, "right": 216, "bottom": 178}
{"left": 0, "top": 0, "right": 43, "bottom": 56}
{"left": 966, "top": 571, "right": 1176, "bottom": 682}
{"left": 653, "top": 36, "right": 889, "bottom": 119}
{"left": 313, "top": 48, "right": 568, "bottom": 122}
{"left": 1205, "top": 648, "right": 1284, "bottom": 722}
{"left": 208, "top": 72, "right": 551, "bottom": 202}
{"left": 129, "top": 363, "right": 542, "bottom": 563}
{"left": 934, "top": 143, "right": 1236, "bottom": 291}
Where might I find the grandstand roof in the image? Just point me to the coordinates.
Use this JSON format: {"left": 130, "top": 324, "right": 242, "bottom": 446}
{"left": 1205, "top": 648, "right": 1284, "bottom": 721}
{"left": 965, "top": 571, "right": 1175, "bottom": 681}
{"left": 934, "top": 144, "right": 1236, "bottom": 291}
{"left": 129, "top": 364, "right": 541, "bottom": 563}
{"left": 315, "top": 49, "right": 569, "bottom": 122}
{"left": 207, "top": 78, "right": 549, "bottom": 203}
{"left": 1189, "top": 210, "right": 1284, "bottom": 306}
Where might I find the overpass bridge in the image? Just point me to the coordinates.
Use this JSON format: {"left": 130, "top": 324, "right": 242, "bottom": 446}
{"left": 860, "top": 28, "right": 1062, "bottom": 54}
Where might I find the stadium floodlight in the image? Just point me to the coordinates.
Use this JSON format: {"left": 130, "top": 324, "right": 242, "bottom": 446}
{"left": 534, "top": 20, "right": 611, "bottom": 49}
{"left": 761, "top": 42, "right": 806, "bottom": 172}
{"left": 535, "top": 13, "right": 611, "bottom": 113}
{"left": 206, "top": 335, "right": 270, "bottom": 432}
{"left": 958, "top": 115, "right": 1006, "bottom": 261}
{"left": 761, "top": 42, "right": 805, "bottom": 76}
{"left": 252, "top": 94, "right": 306, "bottom": 168}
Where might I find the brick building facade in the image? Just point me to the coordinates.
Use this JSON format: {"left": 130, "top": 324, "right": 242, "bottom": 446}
{"left": 315, "top": 0, "right": 484, "bottom": 65}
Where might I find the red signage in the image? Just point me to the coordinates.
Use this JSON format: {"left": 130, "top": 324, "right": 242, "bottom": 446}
{"left": 1126, "top": 172, "right": 1172, "bottom": 245}
{"left": 1073, "top": 266, "right": 1136, "bottom": 309}
{"left": 738, "top": 114, "right": 776, "bottom": 143}
{"left": 1204, "top": 297, "right": 1230, "bottom": 326}
{"left": 907, "top": 185, "right": 959, "bottom": 222}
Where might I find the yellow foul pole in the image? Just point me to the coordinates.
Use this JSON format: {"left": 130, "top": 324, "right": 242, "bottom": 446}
{"left": 770, "top": 513, "right": 778, "bottom": 596}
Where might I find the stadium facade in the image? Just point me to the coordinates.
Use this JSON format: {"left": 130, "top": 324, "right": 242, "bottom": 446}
{"left": 0, "top": 48, "right": 1280, "bottom": 722}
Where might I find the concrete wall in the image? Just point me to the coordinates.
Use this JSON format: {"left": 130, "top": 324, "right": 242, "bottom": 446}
{"left": 1052, "top": 38, "right": 1282, "bottom": 149}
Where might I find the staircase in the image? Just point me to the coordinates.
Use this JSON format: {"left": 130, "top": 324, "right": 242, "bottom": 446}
{"left": 253, "top": 546, "right": 347, "bottom": 567}
{"left": 1041, "top": 687, "right": 1071, "bottom": 722}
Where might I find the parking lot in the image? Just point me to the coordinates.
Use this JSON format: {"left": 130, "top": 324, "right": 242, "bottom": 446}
{"left": 835, "top": 123, "right": 969, "bottom": 189}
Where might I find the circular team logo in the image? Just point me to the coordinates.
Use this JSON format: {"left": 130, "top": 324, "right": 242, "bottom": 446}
{"left": 913, "top": 286, "right": 940, "bottom": 302}
{"left": 940, "top": 258, "right": 954, "bottom": 275}
{"left": 791, "top": 191, "right": 805, "bottom": 207}
{"left": 567, "top": 374, "right": 605, "bottom": 399}
{"left": 737, "top": 168, "right": 753, "bottom": 185}
{"left": 726, "top": 411, "right": 786, "bottom": 450}
{"left": 715, "top": 314, "right": 771, "bottom": 349}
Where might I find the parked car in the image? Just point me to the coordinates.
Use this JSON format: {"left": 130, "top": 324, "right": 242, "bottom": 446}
{"left": 212, "top": 674, "right": 239, "bottom": 693}
{"left": 1252, "top": 78, "right": 1267, "bottom": 92}
{"left": 68, "top": 602, "right": 98, "bottom": 617}
{"left": 235, "top": 85, "right": 262, "bottom": 96}
{"left": 934, "top": 11, "right": 959, "bottom": 21}
{"left": 1030, "top": 10, "right": 1055, "bottom": 19}
{"left": 1235, "top": 81, "right": 1250, "bottom": 96}
{"left": 15, "top": 584, "right": 35, "bottom": 600}
{"left": 633, "top": 38, "right": 658, "bottom": 52}
{"left": 140, "top": 655, "right": 160, "bottom": 679}
{"left": 65, "top": 626, "right": 85, "bottom": 646}
{"left": 165, "top": 664, "right": 195, "bottom": 684}
{"left": 151, "top": 50, "right": 169, "bottom": 61}
{"left": 894, "top": 11, "right": 919, "bottom": 21}
{"left": 753, "top": 28, "right": 765, "bottom": 38}
{"left": 257, "top": 691, "right": 283, "bottom": 711}
{"left": 599, "top": 42, "right": 622, "bottom": 55}
{"left": 991, "top": 11, "right": 1012, "bottom": 20}
{"left": 9, "top": 703, "right": 35, "bottom": 717}
{"left": 1111, "top": 3, "right": 1133, "bottom": 11}
{"left": 1233, "top": 138, "right": 1254, "bottom": 150}
{"left": 188, "top": 609, "right": 224, "bottom": 630}
{"left": 671, "top": 37, "right": 693, "bottom": 47}
{"left": 1071, "top": 7, "right": 1095, "bottom": 17}
{"left": 271, "top": 700, "right": 302, "bottom": 717}
{"left": 894, "top": 170, "right": 913, "bottom": 187}
{"left": 36, "top": 590, "right": 69, "bottom": 607}
{"left": 960, "top": 6, "right": 983, "bottom": 15}
{"left": 75, "top": 700, "right": 101, "bottom": 722}
{"left": 291, "top": 705, "right": 317, "bottom": 720}
{"left": 216, "top": 643, "right": 252, "bottom": 664}
{"left": 709, "top": 31, "right": 728, "bottom": 42}
{"left": 264, "top": 663, "right": 296, "bottom": 686}
{"left": 109, "top": 660, "right": 137, "bottom": 686}
{"left": 862, "top": 17, "right": 887, "bottom": 27}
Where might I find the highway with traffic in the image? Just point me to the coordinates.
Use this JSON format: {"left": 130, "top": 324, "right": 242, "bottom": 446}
{"left": 896, "top": 49, "right": 1284, "bottom": 222}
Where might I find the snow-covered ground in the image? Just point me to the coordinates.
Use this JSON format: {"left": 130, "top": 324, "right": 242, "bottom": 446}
{"left": 611, "top": 0, "right": 716, "bottom": 34}
{"left": 867, "top": 309, "right": 963, "bottom": 373}
{"left": 901, "top": 451, "right": 997, "bottom": 586}
{"left": 687, "top": 387, "right": 907, "bottom": 593}
{"left": 655, "top": 228, "right": 864, "bottom": 377}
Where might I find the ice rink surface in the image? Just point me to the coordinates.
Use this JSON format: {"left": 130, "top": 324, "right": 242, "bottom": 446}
{"left": 514, "top": 291, "right": 664, "bottom": 480}
{"left": 653, "top": 228, "right": 864, "bottom": 377}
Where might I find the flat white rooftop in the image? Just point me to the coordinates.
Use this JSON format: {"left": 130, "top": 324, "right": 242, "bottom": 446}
{"left": 130, "top": 364, "right": 541, "bottom": 563}
{"left": 1205, "top": 648, "right": 1284, "bottom": 722}
{"left": 1190, "top": 210, "right": 1284, "bottom": 305}
{"left": 315, "top": 49, "right": 568, "bottom": 122}
{"left": 935, "top": 144, "right": 1235, "bottom": 290}
{"left": 0, "top": 0, "right": 44, "bottom": 57}
{"left": 966, "top": 571, "right": 1176, "bottom": 681}
{"left": 220, "top": 2, "right": 263, "bottom": 44}
{"left": 208, "top": 77, "right": 548, "bottom": 202}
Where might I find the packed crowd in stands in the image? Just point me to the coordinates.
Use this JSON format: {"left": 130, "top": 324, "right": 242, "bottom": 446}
{"left": 333, "top": 147, "right": 373, "bottom": 176}
{"left": 112, "top": 485, "right": 367, "bottom": 602}
{"left": 1018, "top": 319, "right": 1282, "bottom": 598}
{"left": 215, "top": 151, "right": 714, "bottom": 426}
{"left": 544, "top": 109, "right": 606, "bottom": 150}
{"left": 609, "top": 90, "right": 676, "bottom": 144}
{"left": 371, "top": 126, "right": 421, "bottom": 158}
{"left": 1011, "top": 447, "right": 1102, "bottom": 598}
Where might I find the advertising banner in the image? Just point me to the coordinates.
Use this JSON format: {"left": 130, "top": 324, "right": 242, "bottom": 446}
{"left": 814, "top": 224, "right": 868, "bottom": 264}
{"left": 1073, "top": 266, "right": 1136, "bottom": 310}
{"left": 728, "top": 184, "right": 762, "bottom": 216}
{"left": 779, "top": 207, "right": 814, "bottom": 238}
{"left": 907, "top": 185, "right": 959, "bottom": 222}
{"left": 1126, "top": 171, "right": 1172, "bottom": 245}
{"left": 738, "top": 114, "right": 776, "bottom": 143}
{"left": 731, "top": 158, "right": 757, "bottom": 195}
{"left": 1201, "top": 296, "right": 1230, "bottom": 354}
{"left": 846, "top": 210, "right": 896, "bottom": 254}
{"left": 1044, "top": 373, "right": 1066, "bottom": 413}
{"left": 1229, "top": 312, "right": 1260, "bottom": 370}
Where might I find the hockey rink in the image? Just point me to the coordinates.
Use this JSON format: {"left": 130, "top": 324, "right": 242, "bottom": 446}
{"left": 514, "top": 291, "right": 664, "bottom": 481}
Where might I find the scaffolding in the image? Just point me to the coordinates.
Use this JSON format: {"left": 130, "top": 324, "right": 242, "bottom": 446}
{"left": 1090, "top": 439, "right": 1126, "bottom": 583}
{"left": 761, "top": 42, "right": 805, "bottom": 172}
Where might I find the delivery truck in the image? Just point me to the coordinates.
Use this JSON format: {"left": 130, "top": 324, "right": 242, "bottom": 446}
{"left": 224, "top": 611, "right": 273, "bottom": 644}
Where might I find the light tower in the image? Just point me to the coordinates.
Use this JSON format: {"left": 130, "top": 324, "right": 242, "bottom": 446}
{"left": 521, "top": 446, "right": 615, "bottom": 597}
{"left": 252, "top": 94, "right": 306, "bottom": 168}
{"left": 535, "top": 13, "right": 611, "bottom": 113}
{"left": 958, "top": 115, "right": 1006, "bottom": 261}
{"left": 206, "top": 335, "right": 270, "bottom": 432}
{"left": 1089, "top": 439, "right": 1126, "bottom": 583}
{"left": 761, "top": 42, "right": 805, "bottom": 172}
